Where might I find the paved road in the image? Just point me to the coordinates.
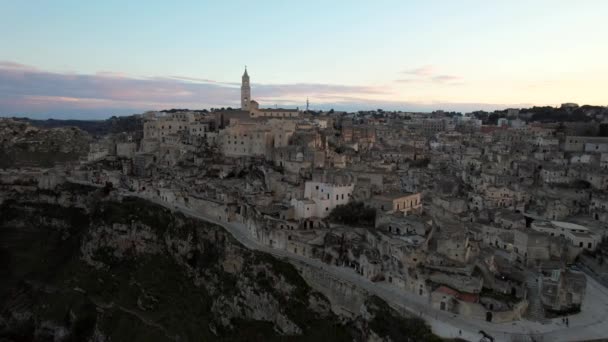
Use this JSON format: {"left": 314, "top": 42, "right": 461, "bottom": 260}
{"left": 68, "top": 180, "right": 608, "bottom": 342}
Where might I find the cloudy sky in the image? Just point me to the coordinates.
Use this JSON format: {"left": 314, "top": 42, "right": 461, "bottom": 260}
{"left": 1, "top": 1, "right": 607, "bottom": 119}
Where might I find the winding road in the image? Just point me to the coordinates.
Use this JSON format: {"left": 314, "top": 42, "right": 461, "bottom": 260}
{"left": 69, "top": 179, "right": 608, "bottom": 342}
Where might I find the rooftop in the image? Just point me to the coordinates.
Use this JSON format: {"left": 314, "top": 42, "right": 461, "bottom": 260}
{"left": 373, "top": 192, "right": 419, "bottom": 201}
{"left": 435, "top": 286, "right": 479, "bottom": 303}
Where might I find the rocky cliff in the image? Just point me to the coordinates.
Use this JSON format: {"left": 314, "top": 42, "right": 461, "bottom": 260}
{"left": 0, "top": 183, "right": 441, "bottom": 341}
{"left": 0, "top": 119, "right": 90, "bottom": 168}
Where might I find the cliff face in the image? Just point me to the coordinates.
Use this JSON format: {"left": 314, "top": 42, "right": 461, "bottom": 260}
{"left": 0, "top": 183, "right": 440, "bottom": 342}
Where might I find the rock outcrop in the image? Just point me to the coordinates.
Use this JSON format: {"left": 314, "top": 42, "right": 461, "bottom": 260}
{"left": 0, "top": 118, "right": 90, "bottom": 167}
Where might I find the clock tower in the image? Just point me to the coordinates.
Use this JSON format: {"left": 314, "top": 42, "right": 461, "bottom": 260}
{"left": 241, "top": 67, "right": 251, "bottom": 111}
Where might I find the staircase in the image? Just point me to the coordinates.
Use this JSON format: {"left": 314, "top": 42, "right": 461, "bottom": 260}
{"left": 524, "top": 274, "right": 547, "bottom": 323}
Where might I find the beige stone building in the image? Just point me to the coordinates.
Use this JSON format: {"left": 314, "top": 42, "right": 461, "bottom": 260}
{"left": 217, "top": 122, "right": 274, "bottom": 159}
{"left": 371, "top": 192, "right": 422, "bottom": 215}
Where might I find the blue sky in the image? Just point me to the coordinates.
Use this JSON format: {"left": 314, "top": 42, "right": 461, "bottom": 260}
{"left": 1, "top": 1, "right": 607, "bottom": 118}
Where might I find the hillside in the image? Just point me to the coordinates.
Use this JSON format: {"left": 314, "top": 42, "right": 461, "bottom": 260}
{"left": 0, "top": 182, "right": 441, "bottom": 341}
{"left": 0, "top": 119, "right": 91, "bottom": 168}
{"left": 12, "top": 115, "right": 144, "bottom": 137}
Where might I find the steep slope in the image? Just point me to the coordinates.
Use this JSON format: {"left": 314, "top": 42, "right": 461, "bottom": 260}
{"left": 0, "top": 184, "right": 441, "bottom": 341}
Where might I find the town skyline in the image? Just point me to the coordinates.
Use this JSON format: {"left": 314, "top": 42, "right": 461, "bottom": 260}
{"left": 0, "top": 62, "right": 603, "bottom": 120}
{"left": 1, "top": 1, "right": 607, "bottom": 119}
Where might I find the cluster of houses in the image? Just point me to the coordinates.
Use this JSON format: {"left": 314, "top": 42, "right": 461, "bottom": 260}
{"left": 78, "top": 70, "right": 608, "bottom": 324}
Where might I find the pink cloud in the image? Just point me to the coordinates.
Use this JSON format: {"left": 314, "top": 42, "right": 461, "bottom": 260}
{"left": 396, "top": 65, "right": 463, "bottom": 85}
{"left": 0, "top": 61, "right": 389, "bottom": 117}
{"left": 167, "top": 75, "right": 239, "bottom": 86}
{"left": 0, "top": 60, "right": 532, "bottom": 119}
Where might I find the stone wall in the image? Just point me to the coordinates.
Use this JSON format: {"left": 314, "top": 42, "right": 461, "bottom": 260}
{"left": 456, "top": 299, "right": 528, "bottom": 323}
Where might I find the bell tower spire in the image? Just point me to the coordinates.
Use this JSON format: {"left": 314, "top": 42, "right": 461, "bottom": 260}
{"left": 241, "top": 66, "right": 251, "bottom": 110}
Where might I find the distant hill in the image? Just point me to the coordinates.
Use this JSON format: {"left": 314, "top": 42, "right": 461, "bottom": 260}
{"left": 12, "top": 115, "right": 144, "bottom": 136}
{"left": 0, "top": 119, "right": 91, "bottom": 168}
{"left": 472, "top": 105, "right": 608, "bottom": 125}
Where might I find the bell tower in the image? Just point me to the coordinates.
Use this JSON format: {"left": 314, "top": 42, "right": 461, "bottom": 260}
{"left": 241, "top": 66, "right": 251, "bottom": 111}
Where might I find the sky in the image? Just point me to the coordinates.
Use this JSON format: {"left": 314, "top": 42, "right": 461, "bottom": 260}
{"left": 1, "top": 0, "right": 607, "bottom": 119}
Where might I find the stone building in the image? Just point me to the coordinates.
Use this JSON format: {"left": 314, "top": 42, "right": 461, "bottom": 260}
{"left": 217, "top": 122, "right": 274, "bottom": 159}
{"left": 564, "top": 136, "right": 608, "bottom": 153}
{"left": 370, "top": 192, "right": 422, "bottom": 215}
{"left": 116, "top": 142, "right": 137, "bottom": 159}
{"left": 540, "top": 270, "right": 586, "bottom": 313}
{"left": 291, "top": 171, "right": 355, "bottom": 219}
{"left": 530, "top": 220, "right": 600, "bottom": 251}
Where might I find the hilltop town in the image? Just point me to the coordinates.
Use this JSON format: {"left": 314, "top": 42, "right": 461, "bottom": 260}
{"left": 2, "top": 69, "right": 608, "bottom": 341}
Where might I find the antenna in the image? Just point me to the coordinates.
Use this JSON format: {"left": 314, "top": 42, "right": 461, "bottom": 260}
{"left": 306, "top": 97, "right": 310, "bottom": 111}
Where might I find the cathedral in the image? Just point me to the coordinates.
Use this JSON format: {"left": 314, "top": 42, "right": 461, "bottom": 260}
{"left": 240, "top": 67, "right": 299, "bottom": 118}
{"left": 214, "top": 68, "right": 300, "bottom": 129}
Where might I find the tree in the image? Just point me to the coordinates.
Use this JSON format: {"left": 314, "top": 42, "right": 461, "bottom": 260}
{"left": 328, "top": 202, "right": 376, "bottom": 227}
{"left": 102, "top": 181, "right": 113, "bottom": 196}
